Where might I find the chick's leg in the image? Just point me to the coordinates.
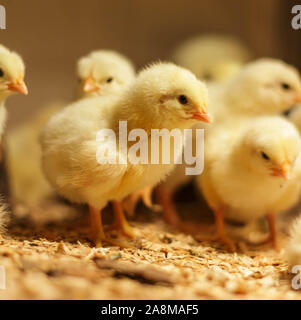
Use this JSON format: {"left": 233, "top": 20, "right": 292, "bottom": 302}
{"left": 256, "top": 213, "right": 278, "bottom": 249}
{"left": 89, "top": 206, "right": 105, "bottom": 247}
{"left": 156, "top": 185, "right": 181, "bottom": 226}
{"left": 111, "top": 201, "right": 135, "bottom": 238}
{"left": 123, "top": 186, "right": 161, "bottom": 216}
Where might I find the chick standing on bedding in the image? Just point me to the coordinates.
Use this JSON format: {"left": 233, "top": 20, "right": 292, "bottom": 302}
{"left": 40, "top": 62, "right": 211, "bottom": 247}
{"left": 8, "top": 50, "right": 135, "bottom": 205}
{"left": 0, "top": 44, "right": 28, "bottom": 235}
{"left": 196, "top": 116, "right": 301, "bottom": 251}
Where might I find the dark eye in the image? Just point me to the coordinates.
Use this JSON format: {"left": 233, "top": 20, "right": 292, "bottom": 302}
{"left": 0, "top": 69, "right": 4, "bottom": 77}
{"left": 261, "top": 151, "right": 270, "bottom": 160}
{"left": 178, "top": 95, "right": 188, "bottom": 105}
{"left": 281, "top": 83, "right": 291, "bottom": 90}
{"left": 106, "top": 77, "right": 113, "bottom": 83}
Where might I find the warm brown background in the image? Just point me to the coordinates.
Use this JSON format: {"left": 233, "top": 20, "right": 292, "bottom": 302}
{"left": 0, "top": 0, "right": 300, "bottom": 127}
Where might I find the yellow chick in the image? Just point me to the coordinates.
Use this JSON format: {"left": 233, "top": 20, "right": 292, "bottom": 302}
{"left": 0, "top": 44, "right": 28, "bottom": 136}
{"left": 76, "top": 50, "right": 135, "bottom": 99}
{"left": 196, "top": 116, "right": 301, "bottom": 251}
{"left": 210, "top": 58, "right": 301, "bottom": 125}
{"left": 0, "top": 44, "right": 27, "bottom": 233}
{"left": 39, "top": 62, "right": 211, "bottom": 247}
{"left": 172, "top": 34, "right": 251, "bottom": 82}
{"left": 286, "top": 215, "right": 301, "bottom": 268}
{"left": 8, "top": 50, "right": 135, "bottom": 205}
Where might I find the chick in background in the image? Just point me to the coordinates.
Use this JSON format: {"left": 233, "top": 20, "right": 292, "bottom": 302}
{"left": 7, "top": 50, "right": 135, "bottom": 206}
{"left": 39, "top": 62, "right": 211, "bottom": 247}
{"left": 196, "top": 116, "right": 301, "bottom": 251}
{"left": 210, "top": 58, "right": 301, "bottom": 125}
{"left": 0, "top": 44, "right": 28, "bottom": 234}
{"left": 172, "top": 34, "right": 251, "bottom": 83}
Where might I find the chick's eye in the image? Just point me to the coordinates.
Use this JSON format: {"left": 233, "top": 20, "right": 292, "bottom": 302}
{"left": 106, "top": 77, "right": 113, "bottom": 83}
{"left": 203, "top": 73, "right": 212, "bottom": 81}
{"left": 0, "top": 69, "right": 4, "bottom": 78}
{"left": 281, "top": 83, "right": 291, "bottom": 90}
{"left": 178, "top": 95, "right": 188, "bottom": 105}
{"left": 261, "top": 151, "right": 270, "bottom": 160}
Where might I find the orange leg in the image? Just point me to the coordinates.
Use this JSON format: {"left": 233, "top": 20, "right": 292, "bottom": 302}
{"left": 123, "top": 186, "right": 161, "bottom": 216}
{"left": 111, "top": 201, "right": 135, "bottom": 238}
{"left": 196, "top": 207, "right": 235, "bottom": 252}
{"left": 89, "top": 205, "right": 106, "bottom": 247}
{"left": 256, "top": 213, "right": 278, "bottom": 249}
{"left": 156, "top": 185, "right": 181, "bottom": 226}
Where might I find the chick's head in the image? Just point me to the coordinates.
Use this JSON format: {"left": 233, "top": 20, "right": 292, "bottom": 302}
{"left": 228, "top": 58, "right": 301, "bottom": 115}
{"left": 0, "top": 45, "right": 27, "bottom": 99}
{"left": 125, "top": 62, "right": 211, "bottom": 129}
{"left": 240, "top": 117, "right": 301, "bottom": 180}
{"left": 76, "top": 50, "right": 135, "bottom": 99}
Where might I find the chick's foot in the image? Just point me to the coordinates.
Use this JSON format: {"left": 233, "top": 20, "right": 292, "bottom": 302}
{"left": 110, "top": 201, "right": 136, "bottom": 238}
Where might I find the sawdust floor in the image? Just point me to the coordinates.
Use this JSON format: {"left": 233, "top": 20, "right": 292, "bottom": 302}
{"left": 0, "top": 196, "right": 300, "bottom": 300}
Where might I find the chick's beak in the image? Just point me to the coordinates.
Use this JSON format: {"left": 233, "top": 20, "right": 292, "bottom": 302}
{"left": 189, "top": 104, "right": 212, "bottom": 123}
{"left": 271, "top": 162, "right": 291, "bottom": 180}
{"left": 8, "top": 79, "right": 28, "bottom": 95}
{"left": 294, "top": 93, "right": 301, "bottom": 103}
{"left": 83, "top": 75, "right": 99, "bottom": 93}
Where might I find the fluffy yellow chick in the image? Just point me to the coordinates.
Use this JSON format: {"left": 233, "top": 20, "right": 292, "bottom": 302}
{"left": 0, "top": 44, "right": 27, "bottom": 233}
{"left": 0, "top": 44, "right": 28, "bottom": 136}
{"left": 210, "top": 58, "right": 301, "bottom": 125}
{"left": 172, "top": 34, "right": 251, "bottom": 82}
{"left": 286, "top": 215, "right": 301, "bottom": 268}
{"left": 76, "top": 50, "right": 135, "bottom": 98}
{"left": 40, "top": 62, "right": 210, "bottom": 246}
{"left": 8, "top": 50, "right": 135, "bottom": 205}
{"left": 196, "top": 116, "right": 301, "bottom": 251}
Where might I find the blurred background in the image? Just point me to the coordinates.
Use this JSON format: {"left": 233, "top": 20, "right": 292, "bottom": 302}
{"left": 0, "top": 0, "right": 300, "bottom": 127}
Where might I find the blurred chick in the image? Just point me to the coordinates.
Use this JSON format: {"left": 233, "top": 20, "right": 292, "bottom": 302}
{"left": 39, "top": 62, "right": 211, "bottom": 247}
{"left": 286, "top": 215, "right": 301, "bottom": 267}
{"left": 0, "top": 44, "right": 27, "bottom": 232}
{"left": 210, "top": 58, "right": 301, "bottom": 124}
{"left": 7, "top": 50, "right": 135, "bottom": 205}
{"left": 76, "top": 50, "right": 135, "bottom": 98}
{"left": 196, "top": 116, "right": 301, "bottom": 251}
{"left": 172, "top": 34, "right": 251, "bottom": 82}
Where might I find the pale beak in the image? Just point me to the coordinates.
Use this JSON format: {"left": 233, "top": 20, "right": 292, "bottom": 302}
{"left": 271, "top": 162, "right": 291, "bottom": 180}
{"left": 295, "top": 94, "right": 301, "bottom": 104}
{"left": 83, "top": 75, "right": 99, "bottom": 93}
{"left": 188, "top": 104, "right": 212, "bottom": 123}
{"left": 7, "top": 79, "right": 28, "bottom": 95}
